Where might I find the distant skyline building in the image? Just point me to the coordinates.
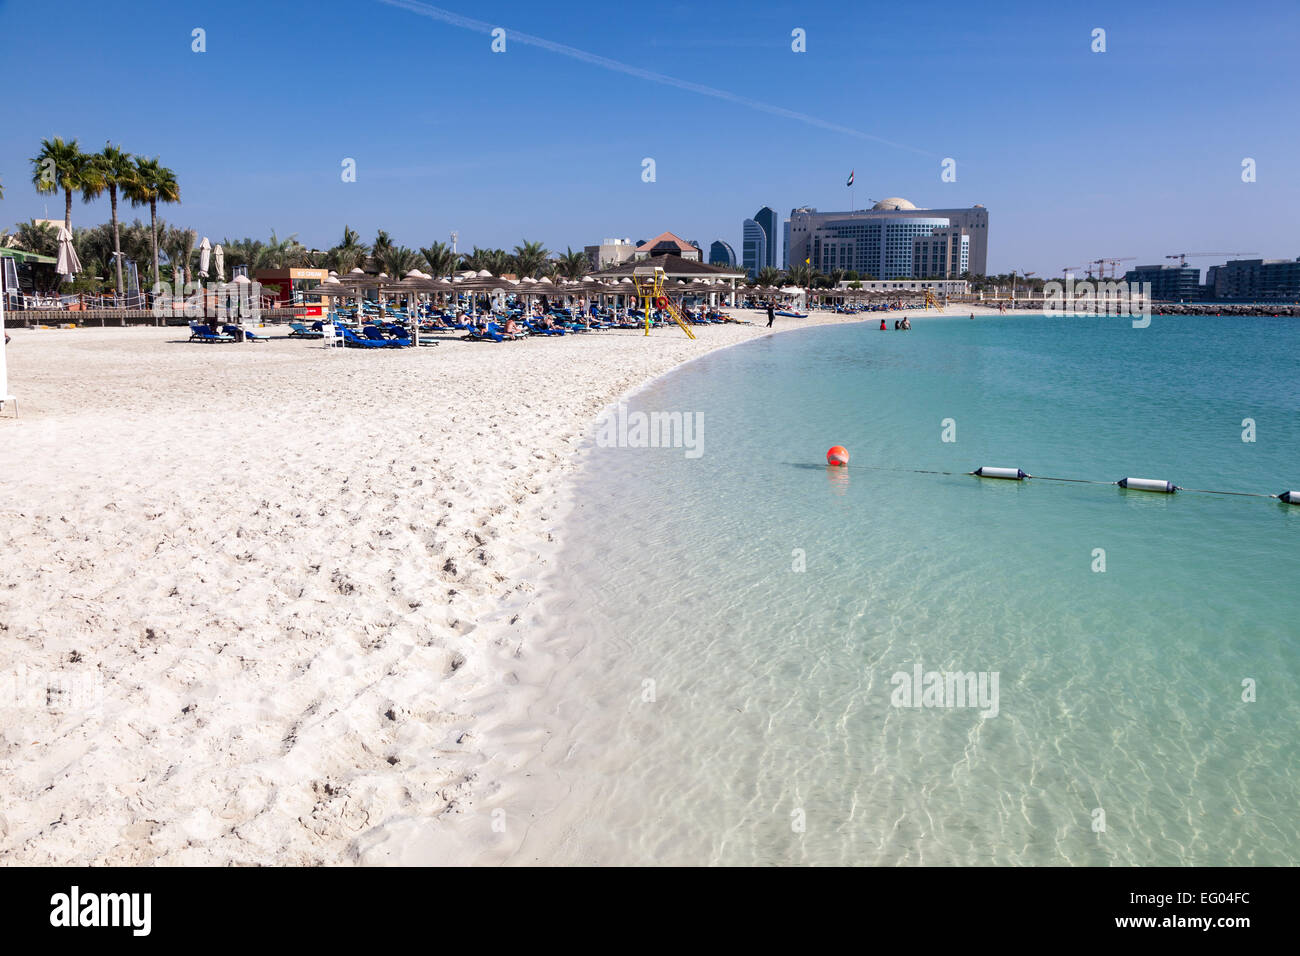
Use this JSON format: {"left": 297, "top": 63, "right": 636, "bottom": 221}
{"left": 1203, "top": 257, "right": 1300, "bottom": 300}
{"left": 782, "top": 218, "right": 791, "bottom": 269}
{"left": 636, "top": 231, "right": 701, "bottom": 261}
{"left": 709, "top": 240, "right": 737, "bottom": 268}
{"left": 741, "top": 219, "right": 767, "bottom": 278}
{"left": 1122, "top": 263, "right": 1201, "bottom": 302}
{"left": 785, "top": 199, "right": 989, "bottom": 277}
{"left": 753, "top": 206, "right": 778, "bottom": 269}
{"left": 583, "top": 237, "right": 636, "bottom": 271}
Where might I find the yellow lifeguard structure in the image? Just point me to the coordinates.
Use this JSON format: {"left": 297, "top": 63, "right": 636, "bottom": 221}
{"left": 631, "top": 264, "right": 696, "bottom": 339}
{"left": 923, "top": 289, "right": 942, "bottom": 311}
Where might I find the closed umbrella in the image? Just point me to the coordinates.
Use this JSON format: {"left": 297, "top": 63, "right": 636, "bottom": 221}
{"left": 213, "top": 245, "right": 225, "bottom": 282}
{"left": 55, "top": 225, "right": 81, "bottom": 282}
{"left": 198, "top": 237, "right": 211, "bottom": 278}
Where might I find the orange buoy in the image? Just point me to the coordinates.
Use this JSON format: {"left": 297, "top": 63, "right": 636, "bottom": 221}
{"left": 827, "top": 445, "right": 850, "bottom": 466}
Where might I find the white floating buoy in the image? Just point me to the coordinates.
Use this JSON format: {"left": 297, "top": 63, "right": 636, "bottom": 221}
{"left": 1117, "top": 477, "right": 1177, "bottom": 493}
{"left": 972, "top": 466, "right": 1028, "bottom": 480}
{"left": 1278, "top": 490, "right": 1300, "bottom": 504}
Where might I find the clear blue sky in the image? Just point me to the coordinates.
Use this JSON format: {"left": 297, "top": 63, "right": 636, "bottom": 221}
{"left": 2, "top": 0, "right": 1297, "bottom": 276}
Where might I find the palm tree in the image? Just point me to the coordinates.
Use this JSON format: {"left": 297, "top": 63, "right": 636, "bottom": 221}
{"left": 88, "top": 143, "right": 136, "bottom": 298}
{"left": 555, "top": 247, "right": 589, "bottom": 280}
{"left": 756, "top": 266, "right": 781, "bottom": 287}
{"left": 380, "top": 245, "right": 421, "bottom": 278}
{"left": 461, "top": 246, "right": 509, "bottom": 275}
{"left": 327, "top": 225, "right": 369, "bottom": 274}
{"left": 420, "top": 240, "right": 458, "bottom": 278}
{"left": 31, "top": 137, "right": 99, "bottom": 233}
{"left": 73, "top": 224, "right": 116, "bottom": 289}
{"left": 786, "top": 264, "right": 816, "bottom": 287}
{"left": 258, "top": 231, "right": 306, "bottom": 269}
{"left": 511, "top": 239, "right": 549, "bottom": 278}
{"left": 372, "top": 229, "right": 394, "bottom": 260}
{"left": 218, "top": 237, "right": 265, "bottom": 275}
{"left": 163, "top": 226, "right": 198, "bottom": 285}
{"left": 14, "top": 219, "right": 59, "bottom": 257}
{"left": 125, "top": 156, "right": 180, "bottom": 286}
{"left": 119, "top": 218, "right": 156, "bottom": 273}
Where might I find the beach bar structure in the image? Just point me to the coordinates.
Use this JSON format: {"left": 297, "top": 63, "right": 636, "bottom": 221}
{"left": 252, "top": 267, "right": 331, "bottom": 317}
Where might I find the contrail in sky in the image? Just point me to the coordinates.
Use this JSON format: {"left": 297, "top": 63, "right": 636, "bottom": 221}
{"left": 377, "top": 0, "right": 934, "bottom": 156}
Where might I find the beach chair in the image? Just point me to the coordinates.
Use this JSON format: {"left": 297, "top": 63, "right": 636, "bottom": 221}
{"left": 464, "top": 322, "right": 504, "bottom": 342}
{"left": 362, "top": 325, "right": 410, "bottom": 348}
{"left": 321, "top": 323, "right": 345, "bottom": 349}
{"left": 189, "top": 323, "right": 235, "bottom": 343}
{"left": 222, "top": 324, "right": 268, "bottom": 342}
{"left": 339, "top": 326, "right": 390, "bottom": 349}
{"left": 289, "top": 322, "right": 323, "bottom": 339}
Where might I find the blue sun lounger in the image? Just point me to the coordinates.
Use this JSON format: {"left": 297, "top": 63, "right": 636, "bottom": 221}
{"left": 362, "top": 325, "right": 408, "bottom": 348}
{"left": 223, "top": 324, "right": 268, "bottom": 342}
{"left": 339, "top": 327, "right": 392, "bottom": 349}
{"left": 189, "top": 322, "right": 235, "bottom": 343}
{"left": 289, "top": 322, "right": 323, "bottom": 339}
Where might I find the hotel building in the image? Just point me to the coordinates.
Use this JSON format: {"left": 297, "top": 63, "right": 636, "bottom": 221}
{"left": 786, "top": 199, "right": 989, "bottom": 278}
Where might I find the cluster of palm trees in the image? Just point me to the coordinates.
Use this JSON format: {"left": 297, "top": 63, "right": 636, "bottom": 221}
{"left": 213, "top": 229, "right": 593, "bottom": 282}
{"left": 25, "top": 137, "right": 180, "bottom": 296}
{"left": 4, "top": 138, "right": 598, "bottom": 297}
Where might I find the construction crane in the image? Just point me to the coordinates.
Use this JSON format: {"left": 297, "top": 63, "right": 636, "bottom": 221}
{"left": 1093, "top": 257, "right": 1135, "bottom": 279}
{"left": 1061, "top": 265, "right": 1085, "bottom": 280}
{"left": 1011, "top": 269, "right": 1035, "bottom": 301}
{"left": 1165, "top": 252, "right": 1256, "bottom": 267}
{"left": 1105, "top": 257, "right": 1136, "bottom": 278}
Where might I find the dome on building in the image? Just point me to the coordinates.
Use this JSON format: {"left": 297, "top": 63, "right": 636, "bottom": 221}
{"left": 872, "top": 197, "right": 917, "bottom": 211}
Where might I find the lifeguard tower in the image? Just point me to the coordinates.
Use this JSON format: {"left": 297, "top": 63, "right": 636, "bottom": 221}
{"left": 631, "top": 263, "right": 695, "bottom": 339}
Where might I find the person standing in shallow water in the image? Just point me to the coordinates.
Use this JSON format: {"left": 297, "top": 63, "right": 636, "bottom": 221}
{"left": 766, "top": 302, "right": 775, "bottom": 327}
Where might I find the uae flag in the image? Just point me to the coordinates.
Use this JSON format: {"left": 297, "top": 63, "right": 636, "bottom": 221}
{"left": 846, "top": 170, "right": 854, "bottom": 187}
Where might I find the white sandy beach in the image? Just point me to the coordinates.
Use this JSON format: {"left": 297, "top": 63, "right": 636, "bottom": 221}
{"left": 1, "top": 303, "right": 1014, "bottom": 865}
{"left": 0, "top": 307, "right": 859, "bottom": 865}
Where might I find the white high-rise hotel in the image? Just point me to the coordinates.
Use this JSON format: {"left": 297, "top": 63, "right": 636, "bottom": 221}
{"left": 784, "top": 198, "right": 988, "bottom": 279}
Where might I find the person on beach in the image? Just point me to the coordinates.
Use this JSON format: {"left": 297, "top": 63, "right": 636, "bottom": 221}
{"left": 902, "top": 316, "right": 911, "bottom": 330}
{"left": 767, "top": 302, "right": 775, "bottom": 327}
{"left": 880, "top": 319, "right": 887, "bottom": 330}
{"left": 894, "top": 319, "right": 900, "bottom": 330}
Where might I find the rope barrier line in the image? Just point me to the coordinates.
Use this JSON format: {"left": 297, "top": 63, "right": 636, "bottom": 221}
{"left": 1175, "top": 487, "right": 1276, "bottom": 498}
{"left": 838, "top": 463, "right": 1291, "bottom": 502}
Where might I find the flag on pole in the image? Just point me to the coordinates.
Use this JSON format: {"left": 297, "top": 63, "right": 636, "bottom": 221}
{"left": 846, "top": 170, "right": 854, "bottom": 187}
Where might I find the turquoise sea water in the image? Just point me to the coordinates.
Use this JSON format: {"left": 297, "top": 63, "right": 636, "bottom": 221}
{"left": 517, "top": 314, "right": 1299, "bottom": 866}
